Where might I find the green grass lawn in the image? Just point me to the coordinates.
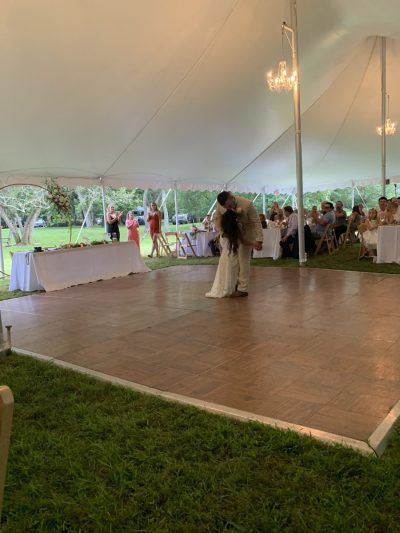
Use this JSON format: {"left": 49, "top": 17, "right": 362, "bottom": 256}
{"left": 0, "top": 354, "right": 399, "bottom": 532}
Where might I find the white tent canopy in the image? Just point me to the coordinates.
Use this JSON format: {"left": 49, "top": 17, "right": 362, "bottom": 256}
{"left": 1, "top": 0, "right": 400, "bottom": 194}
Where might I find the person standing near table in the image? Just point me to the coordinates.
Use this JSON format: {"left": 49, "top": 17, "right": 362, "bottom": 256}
{"left": 106, "top": 204, "right": 122, "bottom": 241}
{"left": 125, "top": 211, "right": 140, "bottom": 252}
{"left": 147, "top": 202, "right": 161, "bottom": 258}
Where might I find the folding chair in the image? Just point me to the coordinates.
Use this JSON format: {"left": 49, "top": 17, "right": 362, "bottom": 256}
{"left": 314, "top": 224, "right": 336, "bottom": 255}
{"left": 177, "top": 232, "right": 198, "bottom": 258}
{"left": 341, "top": 216, "right": 354, "bottom": 248}
{"left": 157, "top": 232, "right": 178, "bottom": 257}
{"left": 357, "top": 223, "right": 371, "bottom": 260}
{"left": 0, "top": 386, "right": 14, "bottom": 518}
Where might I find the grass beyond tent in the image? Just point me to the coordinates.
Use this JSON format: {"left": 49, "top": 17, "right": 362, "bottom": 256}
{"left": 0, "top": 354, "right": 399, "bottom": 532}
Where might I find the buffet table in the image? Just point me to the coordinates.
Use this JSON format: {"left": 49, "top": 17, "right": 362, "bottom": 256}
{"left": 376, "top": 225, "right": 400, "bottom": 264}
{"left": 253, "top": 228, "right": 282, "bottom": 260}
{"left": 9, "top": 242, "right": 150, "bottom": 292}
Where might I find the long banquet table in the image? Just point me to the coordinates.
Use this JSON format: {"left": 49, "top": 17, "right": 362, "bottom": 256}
{"left": 376, "top": 225, "right": 400, "bottom": 264}
{"left": 252, "top": 227, "right": 282, "bottom": 260}
{"left": 9, "top": 242, "right": 149, "bottom": 292}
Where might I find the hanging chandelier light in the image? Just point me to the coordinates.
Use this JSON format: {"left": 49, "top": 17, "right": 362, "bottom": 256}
{"left": 377, "top": 94, "right": 397, "bottom": 136}
{"left": 266, "top": 23, "right": 297, "bottom": 92}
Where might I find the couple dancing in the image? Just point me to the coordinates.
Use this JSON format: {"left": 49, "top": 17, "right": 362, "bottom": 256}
{"left": 206, "top": 191, "right": 263, "bottom": 298}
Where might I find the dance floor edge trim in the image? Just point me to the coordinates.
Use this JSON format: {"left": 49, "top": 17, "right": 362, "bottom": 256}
{"left": 17, "top": 348, "right": 400, "bottom": 458}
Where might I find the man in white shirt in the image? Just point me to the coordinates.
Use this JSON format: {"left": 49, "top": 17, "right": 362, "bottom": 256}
{"left": 280, "top": 206, "right": 298, "bottom": 258}
{"left": 377, "top": 196, "right": 388, "bottom": 222}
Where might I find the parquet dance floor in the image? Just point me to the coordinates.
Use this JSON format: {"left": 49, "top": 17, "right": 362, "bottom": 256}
{"left": 1, "top": 266, "right": 399, "bottom": 454}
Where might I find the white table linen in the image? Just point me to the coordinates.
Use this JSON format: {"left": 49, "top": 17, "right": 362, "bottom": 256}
{"left": 183, "top": 231, "right": 217, "bottom": 257}
{"left": 9, "top": 242, "right": 149, "bottom": 292}
{"left": 9, "top": 251, "right": 43, "bottom": 291}
{"left": 252, "top": 228, "right": 282, "bottom": 260}
{"left": 376, "top": 225, "right": 400, "bottom": 264}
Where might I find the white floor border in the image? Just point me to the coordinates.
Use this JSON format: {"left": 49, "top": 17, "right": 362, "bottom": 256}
{"left": 15, "top": 349, "right": 400, "bottom": 457}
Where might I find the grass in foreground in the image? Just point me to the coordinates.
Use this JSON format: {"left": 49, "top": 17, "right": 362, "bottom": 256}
{"left": 1, "top": 354, "right": 400, "bottom": 532}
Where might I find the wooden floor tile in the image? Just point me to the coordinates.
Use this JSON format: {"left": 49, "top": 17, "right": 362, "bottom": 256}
{"left": 3, "top": 265, "right": 400, "bottom": 444}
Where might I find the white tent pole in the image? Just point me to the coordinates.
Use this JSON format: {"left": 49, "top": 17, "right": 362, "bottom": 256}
{"left": 262, "top": 188, "right": 266, "bottom": 214}
{"left": 281, "top": 191, "right": 291, "bottom": 208}
{"left": 290, "top": 0, "right": 306, "bottom": 264}
{"left": 351, "top": 181, "right": 355, "bottom": 207}
{"left": 355, "top": 185, "right": 368, "bottom": 210}
{"left": 100, "top": 179, "right": 107, "bottom": 235}
{"left": 75, "top": 198, "right": 94, "bottom": 244}
{"left": 291, "top": 188, "right": 297, "bottom": 209}
{"left": 0, "top": 221, "right": 4, "bottom": 278}
{"left": 381, "top": 36, "right": 387, "bottom": 197}
{"left": 252, "top": 193, "right": 260, "bottom": 203}
{"left": 207, "top": 188, "right": 224, "bottom": 215}
{"left": 159, "top": 188, "right": 172, "bottom": 209}
{"left": 174, "top": 188, "right": 179, "bottom": 232}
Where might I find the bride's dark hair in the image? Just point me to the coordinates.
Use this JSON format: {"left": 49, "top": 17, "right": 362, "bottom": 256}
{"left": 221, "top": 210, "right": 239, "bottom": 254}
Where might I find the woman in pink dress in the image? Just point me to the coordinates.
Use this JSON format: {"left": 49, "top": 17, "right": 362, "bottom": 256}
{"left": 125, "top": 211, "right": 140, "bottom": 251}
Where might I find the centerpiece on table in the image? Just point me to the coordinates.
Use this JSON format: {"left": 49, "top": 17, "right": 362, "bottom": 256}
{"left": 45, "top": 179, "right": 77, "bottom": 245}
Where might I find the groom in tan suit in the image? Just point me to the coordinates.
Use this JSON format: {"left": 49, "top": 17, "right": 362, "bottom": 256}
{"left": 214, "top": 191, "right": 263, "bottom": 297}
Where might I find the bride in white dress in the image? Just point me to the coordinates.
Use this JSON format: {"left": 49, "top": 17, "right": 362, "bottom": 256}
{"left": 206, "top": 210, "right": 254, "bottom": 298}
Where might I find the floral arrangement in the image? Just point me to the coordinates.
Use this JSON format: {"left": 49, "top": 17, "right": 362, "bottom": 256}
{"left": 45, "top": 178, "right": 76, "bottom": 243}
{"left": 45, "top": 179, "right": 73, "bottom": 216}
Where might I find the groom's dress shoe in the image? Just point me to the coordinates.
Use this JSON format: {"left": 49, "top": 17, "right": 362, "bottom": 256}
{"left": 231, "top": 290, "right": 248, "bottom": 298}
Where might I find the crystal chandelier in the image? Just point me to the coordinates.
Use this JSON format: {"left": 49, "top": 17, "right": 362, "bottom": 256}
{"left": 266, "top": 23, "right": 297, "bottom": 92}
{"left": 266, "top": 61, "right": 297, "bottom": 92}
{"left": 376, "top": 94, "right": 397, "bottom": 136}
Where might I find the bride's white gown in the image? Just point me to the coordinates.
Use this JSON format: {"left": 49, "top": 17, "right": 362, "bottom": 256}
{"left": 206, "top": 237, "right": 239, "bottom": 298}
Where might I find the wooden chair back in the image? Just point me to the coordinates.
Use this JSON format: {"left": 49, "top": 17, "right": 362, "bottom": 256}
{"left": 0, "top": 386, "right": 14, "bottom": 518}
{"left": 177, "top": 232, "right": 198, "bottom": 258}
{"left": 157, "top": 232, "right": 177, "bottom": 257}
{"left": 314, "top": 224, "right": 336, "bottom": 255}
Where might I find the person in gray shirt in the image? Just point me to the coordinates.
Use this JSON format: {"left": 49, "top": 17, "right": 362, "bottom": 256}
{"left": 310, "top": 201, "right": 335, "bottom": 237}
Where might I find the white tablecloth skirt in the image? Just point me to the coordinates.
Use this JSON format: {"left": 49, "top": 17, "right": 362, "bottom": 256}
{"left": 183, "top": 231, "right": 217, "bottom": 257}
{"left": 9, "top": 252, "right": 43, "bottom": 292}
{"left": 252, "top": 228, "right": 282, "bottom": 260}
{"left": 376, "top": 225, "right": 400, "bottom": 264}
{"left": 9, "top": 242, "right": 149, "bottom": 292}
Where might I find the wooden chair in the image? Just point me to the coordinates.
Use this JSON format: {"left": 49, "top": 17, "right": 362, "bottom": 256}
{"left": 357, "top": 222, "right": 370, "bottom": 260}
{"left": 177, "top": 232, "right": 198, "bottom": 258}
{"left": 157, "top": 232, "right": 178, "bottom": 257}
{"left": 314, "top": 224, "right": 337, "bottom": 255}
{"left": 341, "top": 216, "right": 354, "bottom": 248}
{"left": 0, "top": 386, "right": 14, "bottom": 519}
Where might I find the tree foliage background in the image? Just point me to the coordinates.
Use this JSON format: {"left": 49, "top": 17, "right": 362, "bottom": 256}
{"left": 1, "top": 181, "right": 398, "bottom": 244}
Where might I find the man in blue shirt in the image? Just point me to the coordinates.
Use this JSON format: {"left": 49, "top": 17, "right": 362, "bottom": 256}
{"left": 310, "top": 201, "right": 335, "bottom": 238}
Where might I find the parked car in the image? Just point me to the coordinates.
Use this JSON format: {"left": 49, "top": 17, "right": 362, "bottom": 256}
{"left": 133, "top": 209, "right": 145, "bottom": 225}
{"left": 34, "top": 218, "right": 46, "bottom": 228}
{"left": 172, "top": 213, "right": 189, "bottom": 224}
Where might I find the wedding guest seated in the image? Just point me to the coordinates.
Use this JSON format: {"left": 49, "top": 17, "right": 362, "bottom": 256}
{"left": 273, "top": 209, "right": 285, "bottom": 227}
{"left": 279, "top": 206, "right": 298, "bottom": 258}
{"left": 383, "top": 201, "right": 397, "bottom": 225}
{"left": 259, "top": 213, "right": 267, "bottom": 229}
{"left": 202, "top": 214, "right": 212, "bottom": 231}
{"left": 268, "top": 201, "right": 281, "bottom": 221}
{"left": 348, "top": 205, "right": 363, "bottom": 241}
{"left": 334, "top": 200, "right": 347, "bottom": 241}
{"left": 310, "top": 201, "right": 335, "bottom": 238}
{"left": 361, "top": 208, "right": 379, "bottom": 256}
{"left": 392, "top": 197, "right": 400, "bottom": 222}
{"left": 377, "top": 196, "right": 388, "bottom": 223}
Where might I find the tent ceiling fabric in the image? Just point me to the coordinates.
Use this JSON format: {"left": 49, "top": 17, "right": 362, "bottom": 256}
{"left": 1, "top": 0, "right": 400, "bottom": 193}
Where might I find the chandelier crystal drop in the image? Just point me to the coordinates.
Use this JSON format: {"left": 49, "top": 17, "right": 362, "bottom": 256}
{"left": 376, "top": 93, "right": 397, "bottom": 136}
{"left": 266, "top": 60, "right": 297, "bottom": 92}
{"left": 376, "top": 118, "right": 397, "bottom": 136}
